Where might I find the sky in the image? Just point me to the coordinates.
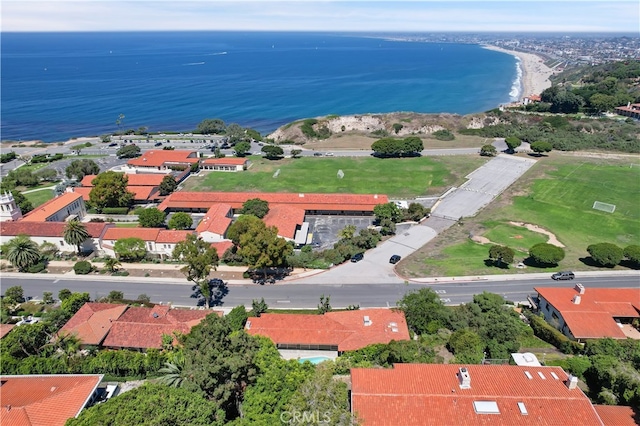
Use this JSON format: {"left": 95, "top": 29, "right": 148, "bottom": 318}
{"left": 2, "top": 1, "right": 639, "bottom": 33}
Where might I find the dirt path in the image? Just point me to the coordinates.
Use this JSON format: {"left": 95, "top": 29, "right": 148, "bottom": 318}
{"left": 508, "top": 221, "right": 565, "bottom": 247}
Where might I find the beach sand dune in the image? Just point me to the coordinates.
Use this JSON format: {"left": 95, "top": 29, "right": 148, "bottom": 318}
{"left": 482, "top": 45, "right": 554, "bottom": 101}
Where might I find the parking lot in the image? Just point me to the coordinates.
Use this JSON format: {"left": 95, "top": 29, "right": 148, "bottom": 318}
{"left": 306, "top": 215, "right": 375, "bottom": 249}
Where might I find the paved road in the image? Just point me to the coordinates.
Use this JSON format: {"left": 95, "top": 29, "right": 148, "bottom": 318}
{"left": 3, "top": 274, "right": 637, "bottom": 309}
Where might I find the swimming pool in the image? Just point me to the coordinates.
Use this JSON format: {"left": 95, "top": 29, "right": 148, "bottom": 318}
{"left": 298, "top": 356, "right": 333, "bottom": 365}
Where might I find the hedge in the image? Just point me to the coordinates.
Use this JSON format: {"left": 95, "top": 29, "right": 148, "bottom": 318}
{"left": 102, "top": 207, "right": 130, "bottom": 215}
{"left": 524, "top": 311, "right": 583, "bottom": 354}
{"left": 73, "top": 260, "right": 93, "bottom": 275}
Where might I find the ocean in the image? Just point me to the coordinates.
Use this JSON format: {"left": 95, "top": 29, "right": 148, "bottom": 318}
{"left": 1, "top": 32, "right": 518, "bottom": 143}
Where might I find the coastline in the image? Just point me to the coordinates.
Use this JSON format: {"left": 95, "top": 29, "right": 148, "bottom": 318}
{"left": 481, "top": 44, "right": 554, "bottom": 101}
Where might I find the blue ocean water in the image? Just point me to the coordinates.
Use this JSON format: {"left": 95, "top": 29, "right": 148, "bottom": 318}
{"left": 1, "top": 32, "right": 518, "bottom": 142}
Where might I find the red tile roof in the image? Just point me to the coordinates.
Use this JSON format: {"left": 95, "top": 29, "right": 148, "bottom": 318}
{"left": 20, "top": 192, "right": 83, "bottom": 222}
{"left": 158, "top": 191, "right": 389, "bottom": 212}
{"left": 102, "top": 227, "right": 161, "bottom": 242}
{"left": 127, "top": 150, "right": 199, "bottom": 168}
{"left": 156, "top": 230, "right": 194, "bottom": 244}
{"left": 80, "top": 173, "right": 166, "bottom": 187}
{"left": 58, "top": 302, "right": 128, "bottom": 346}
{"left": 0, "top": 374, "right": 103, "bottom": 426}
{"left": 211, "top": 240, "right": 233, "bottom": 255}
{"left": 245, "top": 308, "right": 410, "bottom": 351}
{"left": 594, "top": 405, "right": 638, "bottom": 426}
{"left": 263, "top": 205, "right": 306, "bottom": 239}
{"left": 351, "top": 364, "right": 604, "bottom": 426}
{"left": 101, "top": 306, "right": 219, "bottom": 349}
{"left": 0, "top": 221, "right": 112, "bottom": 238}
{"left": 195, "top": 204, "right": 233, "bottom": 235}
{"left": 127, "top": 185, "right": 159, "bottom": 201}
{"left": 0, "top": 324, "right": 16, "bottom": 339}
{"left": 536, "top": 286, "right": 640, "bottom": 339}
{"left": 202, "top": 157, "right": 248, "bottom": 166}
{"left": 71, "top": 186, "right": 92, "bottom": 201}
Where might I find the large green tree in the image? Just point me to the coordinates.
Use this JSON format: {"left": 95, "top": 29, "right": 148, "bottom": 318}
{"left": 240, "top": 198, "right": 269, "bottom": 218}
{"left": 63, "top": 220, "right": 90, "bottom": 254}
{"left": 528, "top": 243, "right": 565, "bottom": 266}
{"left": 196, "top": 118, "right": 226, "bottom": 134}
{"left": 89, "top": 171, "right": 134, "bottom": 212}
{"left": 373, "top": 202, "right": 402, "bottom": 223}
{"left": 504, "top": 136, "right": 522, "bottom": 153}
{"left": 397, "top": 288, "right": 450, "bottom": 335}
{"left": 234, "top": 141, "right": 252, "bottom": 157}
{"left": 116, "top": 144, "right": 141, "bottom": 159}
{"left": 623, "top": 244, "right": 640, "bottom": 267}
{"left": 138, "top": 208, "right": 166, "bottom": 228}
{"left": 168, "top": 212, "right": 193, "bottom": 230}
{"left": 114, "top": 237, "right": 147, "bottom": 261}
{"left": 587, "top": 242, "right": 624, "bottom": 267}
{"left": 530, "top": 141, "right": 553, "bottom": 156}
{"left": 480, "top": 144, "right": 497, "bottom": 157}
{"left": 172, "top": 234, "right": 219, "bottom": 308}
{"left": 488, "top": 245, "right": 515, "bottom": 267}
{"left": 158, "top": 175, "right": 178, "bottom": 196}
{"left": 261, "top": 145, "right": 284, "bottom": 159}
{"left": 235, "top": 220, "right": 292, "bottom": 277}
{"left": 5, "top": 235, "right": 42, "bottom": 272}
{"left": 181, "top": 314, "right": 261, "bottom": 420}
{"left": 448, "top": 329, "right": 484, "bottom": 364}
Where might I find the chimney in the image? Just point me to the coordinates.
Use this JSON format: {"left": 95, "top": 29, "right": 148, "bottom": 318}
{"left": 574, "top": 283, "right": 585, "bottom": 294}
{"left": 573, "top": 295, "right": 581, "bottom": 305}
{"left": 363, "top": 316, "right": 372, "bottom": 326}
{"left": 458, "top": 367, "right": 471, "bottom": 389}
{"left": 566, "top": 374, "right": 578, "bottom": 390}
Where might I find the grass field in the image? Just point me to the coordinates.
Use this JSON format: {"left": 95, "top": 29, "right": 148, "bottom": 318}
{"left": 400, "top": 155, "right": 640, "bottom": 277}
{"left": 114, "top": 222, "right": 140, "bottom": 228}
{"left": 184, "top": 155, "right": 485, "bottom": 197}
{"left": 24, "top": 189, "right": 55, "bottom": 207}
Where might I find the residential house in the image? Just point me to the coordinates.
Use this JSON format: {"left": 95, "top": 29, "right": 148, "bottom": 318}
{"left": 615, "top": 103, "right": 640, "bottom": 119}
{"left": 245, "top": 308, "right": 410, "bottom": 360}
{"left": 195, "top": 204, "right": 233, "bottom": 242}
{"left": 20, "top": 192, "right": 86, "bottom": 222}
{"left": 0, "top": 221, "right": 113, "bottom": 253}
{"left": 58, "top": 302, "right": 129, "bottom": 347}
{"left": 0, "top": 374, "right": 103, "bottom": 426}
{"left": 201, "top": 157, "right": 248, "bottom": 172}
{"left": 350, "top": 364, "right": 606, "bottom": 426}
{"left": 535, "top": 284, "right": 640, "bottom": 341}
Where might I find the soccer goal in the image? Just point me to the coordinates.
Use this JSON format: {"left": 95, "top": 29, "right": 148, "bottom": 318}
{"left": 592, "top": 201, "right": 616, "bottom": 213}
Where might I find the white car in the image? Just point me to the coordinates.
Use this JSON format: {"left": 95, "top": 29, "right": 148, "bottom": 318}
{"left": 325, "top": 152, "right": 334, "bottom": 157}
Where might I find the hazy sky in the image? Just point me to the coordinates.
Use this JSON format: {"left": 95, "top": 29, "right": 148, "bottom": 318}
{"left": 2, "top": 1, "right": 639, "bottom": 33}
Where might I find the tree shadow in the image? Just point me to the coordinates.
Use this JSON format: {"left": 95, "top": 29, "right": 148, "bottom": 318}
{"left": 522, "top": 257, "right": 557, "bottom": 268}
{"left": 619, "top": 259, "right": 640, "bottom": 270}
{"left": 191, "top": 280, "right": 229, "bottom": 307}
{"left": 578, "top": 257, "right": 616, "bottom": 268}
{"left": 483, "top": 259, "right": 510, "bottom": 269}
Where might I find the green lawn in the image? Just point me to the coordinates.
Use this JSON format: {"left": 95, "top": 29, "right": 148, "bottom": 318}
{"left": 114, "top": 222, "right": 140, "bottom": 228}
{"left": 483, "top": 222, "right": 548, "bottom": 252}
{"left": 185, "top": 156, "right": 485, "bottom": 197}
{"left": 24, "top": 189, "right": 55, "bottom": 207}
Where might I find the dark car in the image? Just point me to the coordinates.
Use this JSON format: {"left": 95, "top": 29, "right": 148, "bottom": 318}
{"left": 551, "top": 271, "right": 575, "bottom": 280}
{"left": 313, "top": 152, "right": 323, "bottom": 157}
{"left": 389, "top": 254, "right": 401, "bottom": 264}
{"left": 350, "top": 253, "right": 364, "bottom": 262}
{"left": 154, "top": 141, "right": 163, "bottom": 147}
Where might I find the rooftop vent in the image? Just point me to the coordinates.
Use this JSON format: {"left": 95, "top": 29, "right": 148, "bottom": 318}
{"left": 573, "top": 295, "right": 581, "bottom": 305}
{"left": 574, "top": 283, "right": 585, "bottom": 294}
{"left": 363, "top": 316, "right": 372, "bottom": 326}
{"left": 245, "top": 320, "right": 251, "bottom": 330}
{"left": 524, "top": 371, "right": 533, "bottom": 379}
{"left": 458, "top": 367, "right": 471, "bottom": 389}
{"left": 299, "top": 193, "right": 304, "bottom": 197}
{"left": 537, "top": 371, "right": 546, "bottom": 380}
{"left": 152, "top": 313, "right": 159, "bottom": 318}
{"left": 517, "top": 402, "right": 528, "bottom": 415}
{"left": 566, "top": 374, "right": 578, "bottom": 390}
{"left": 550, "top": 372, "right": 559, "bottom": 380}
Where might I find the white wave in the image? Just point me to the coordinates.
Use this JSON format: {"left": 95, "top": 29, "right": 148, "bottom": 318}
{"left": 183, "top": 62, "right": 205, "bottom": 66}
{"left": 206, "top": 51, "right": 227, "bottom": 56}
{"left": 509, "top": 57, "right": 523, "bottom": 101}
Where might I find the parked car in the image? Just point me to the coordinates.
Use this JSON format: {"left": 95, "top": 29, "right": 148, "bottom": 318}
{"left": 325, "top": 152, "right": 334, "bottom": 157}
{"left": 350, "top": 253, "right": 364, "bottom": 262}
{"left": 313, "top": 152, "right": 323, "bottom": 156}
{"left": 389, "top": 254, "right": 401, "bottom": 264}
{"left": 551, "top": 271, "right": 575, "bottom": 280}
{"left": 154, "top": 142, "right": 163, "bottom": 147}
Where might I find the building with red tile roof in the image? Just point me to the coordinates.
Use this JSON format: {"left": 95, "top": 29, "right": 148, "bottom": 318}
{"left": 0, "top": 374, "right": 103, "bottom": 426}
{"left": 127, "top": 150, "right": 199, "bottom": 170}
{"left": 210, "top": 240, "right": 233, "bottom": 256}
{"left": 245, "top": 308, "right": 409, "bottom": 358}
{"left": 0, "top": 324, "right": 16, "bottom": 339}
{"left": 80, "top": 173, "right": 166, "bottom": 187}
{"left": 263, "top": 204, "right": 308, "bottom": 243}
{"left": 195, "top": 204, "right": 233, "bottom": 242}
{"left": 73, "top": 184, "right": 158, "bottom": 203}
{"left": 0, "top": 221, "right": 113, "bottom": 254}
{"left": 78, "top": 173, "right": 165, "bottom": 202}
{"left": 201, "top": 157, "right": 249, "bottom": 171}
{"left": 155, "top": 230, "right": 194, "bottom": 257}
{"left": 158, "top": 191, "right": 388, "bottom": 215}
{"left": 594, "top": 405, "right": 638, "bottom": 426}
{"left": 101, "top": 305, "right": 219, "bottom": 350}
{"left": 57, "top": 302, "right": 128, "bottom": 346}
{"left": 615, "top": 103, "right": 640, "bottom": 119}
{"left": 20, "top": 192, "right": 85, "bottom": 222}
{"left": 535, "top": 285, "right": 640, "bottom": 341}
{"left": 351, "top": 364, "right": 605, "bottom": 426}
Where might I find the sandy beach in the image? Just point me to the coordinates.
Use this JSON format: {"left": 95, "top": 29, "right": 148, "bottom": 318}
{"left": 482, "top": 45, "right": 554, "bottom": 101}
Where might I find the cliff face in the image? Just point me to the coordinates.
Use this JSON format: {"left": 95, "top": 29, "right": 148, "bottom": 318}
{"left": 267, "top": 112, "right": 499, "bottom": 144}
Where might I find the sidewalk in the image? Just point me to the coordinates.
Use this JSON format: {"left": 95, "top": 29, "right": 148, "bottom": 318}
{"left": 409, "top": 269, "right": 640, "bottom": 284}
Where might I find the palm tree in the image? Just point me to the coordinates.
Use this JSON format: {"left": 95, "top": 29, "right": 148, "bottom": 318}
{"left": 103, "top": 256, "right": 121, "bottom": 273}
{"left": 63, "top": 220, "right": 90, "bottom": 254}
{"left": 6, "top": 235, "right": 41, "bottom": 272}
{"left": 158, "top": 351, "right": 185, "bottom": 388}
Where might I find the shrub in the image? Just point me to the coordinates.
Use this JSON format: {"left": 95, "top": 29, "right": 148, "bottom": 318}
{"left": 587, "top": 243, "right": 624, "bottom": 267}
{"left": 524, "top": 311, "right": 582, "bottom": 354}
{"left": 102, "top": 207, "right": 129, "bottom": 215}
{"left": 111, "top": 270, "right": 130, "bottom": 277}
{"left": 73, "top": 260, "right": 93, "bottom": 275}
{"left": 432, "top": 129, "right": 455, "bottom": 141}
{"left": 26, "top": 261, "right": 47, "bottom": 274}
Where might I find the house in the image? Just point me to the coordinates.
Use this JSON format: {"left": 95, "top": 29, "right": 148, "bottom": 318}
{"left": 350, "top": 364, "right": 605, "bottom": 426}
{"left": 263, "top": 204, "right": 309, "bottom": 244}
{"left": 158, "top": 191, "right": 389, "bottom": 215}
{"left": 201, "top": 157, "right": 248, "bottom": 172}
{"left": 100, "top": 304, "right": 218, "bottom": 350}
{"left": 0, "top": 374, "right": 103, "bottom": 426}
{"left": 58, "top": 302, "right": 129, "bottom": 346}
{"left": 244, "top": 308, "right": 410, "bottom": 360}
{"left": 19, "top": 192, "right": 86, "bottom": 222}
{"left": 615, "top": 103, "right": 640, "bottom": 119}
{"left": 535, "top": 284, "right": 640, "bottom": 341}
{"left": 0, "top": 221, "right": 113, "bottom": 253}
{"left": 59, "top": 302, "right": 220, "bottom": 350}
{"left": 195, "top": 204, "right": 233, "bottom": 242}
{"left": 593, "top": 405, "right": 639, "bottom": 426}
{"left": 126, "top": 150, "right": 199, "bottom": 171}
{"left": 155, "top": 230, "right": 195, "bottom": 257}
{"left": 100, "top": 227, "right": 161, "bottom": 257}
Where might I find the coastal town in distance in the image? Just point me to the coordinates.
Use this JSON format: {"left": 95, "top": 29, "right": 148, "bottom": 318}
{"left": 1, "top": 23, "right": 640, "bottom": 426}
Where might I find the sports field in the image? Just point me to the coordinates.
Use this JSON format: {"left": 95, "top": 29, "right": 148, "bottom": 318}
{"left": 183, "top": 156, "right": 485, "bottom": 198}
